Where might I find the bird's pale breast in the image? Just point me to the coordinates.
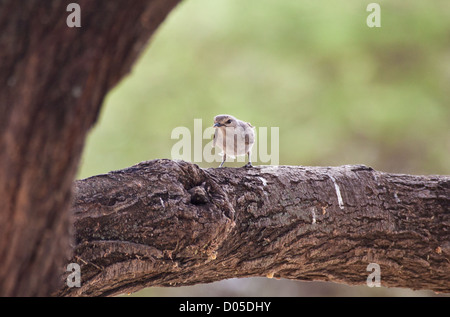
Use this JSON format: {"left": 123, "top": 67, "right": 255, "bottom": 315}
{"left": 215, "top": 125, "right": 254, "bottom": 157}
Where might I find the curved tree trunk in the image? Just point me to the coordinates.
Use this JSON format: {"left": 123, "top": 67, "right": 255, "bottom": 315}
{"left": 0, "top": 0, "right": 179, "bottom": 296}
{"left": 57, "top": 160, "right": 450, "bottom": 296}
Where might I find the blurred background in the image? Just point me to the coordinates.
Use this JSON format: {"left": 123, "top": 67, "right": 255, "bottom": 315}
{"left": 77, "top": 0, "right": 450, "bottom": 296}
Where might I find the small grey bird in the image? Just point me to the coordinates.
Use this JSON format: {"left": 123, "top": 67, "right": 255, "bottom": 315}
{"left": 213, "top": 114, "right": 255, "bottom": 168}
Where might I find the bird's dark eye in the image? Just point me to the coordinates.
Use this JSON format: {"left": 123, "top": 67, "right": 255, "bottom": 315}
{"left": 226, "top": 119, "right": 232, "bottom": 124}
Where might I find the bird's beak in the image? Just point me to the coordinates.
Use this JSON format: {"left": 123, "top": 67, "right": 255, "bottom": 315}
{"left": 213, "top": 122, "right": 222, "bottom": 127}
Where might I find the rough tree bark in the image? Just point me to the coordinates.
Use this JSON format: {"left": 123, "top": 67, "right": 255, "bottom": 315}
{"left": 0, "top": 0, "right": 179, "bottom": 296}
{"left": 56, "top": 159, "right": 450, "bottom": 297}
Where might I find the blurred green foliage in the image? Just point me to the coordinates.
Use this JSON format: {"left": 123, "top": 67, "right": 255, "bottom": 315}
{"left": 78, "top": 0, "right": 449, "bottom": 179}
{"left": 78, "top": 0, "right": 449, "bottom": 296}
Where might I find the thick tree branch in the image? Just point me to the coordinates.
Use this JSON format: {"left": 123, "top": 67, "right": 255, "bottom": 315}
{"left": 57, "top": 159, "right": 450, "bottom": 296}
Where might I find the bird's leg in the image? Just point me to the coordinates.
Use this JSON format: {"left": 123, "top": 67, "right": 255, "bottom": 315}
{"left": 243, "top": 151, "right": 253, "bottom": 168}
{"left": 219, "top": 154, "right": 226, "bottom": 168}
